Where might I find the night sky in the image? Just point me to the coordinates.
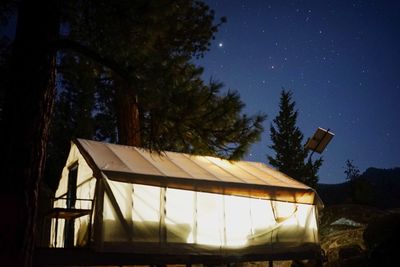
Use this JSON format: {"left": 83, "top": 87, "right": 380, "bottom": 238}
{"left": 197, "top": 0, "right": 400, "bottom": 184}
{"left": 2, "top": 1, "right": 399, "bottom": 184}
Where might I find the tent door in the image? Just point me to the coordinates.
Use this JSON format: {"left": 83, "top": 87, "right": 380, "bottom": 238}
{"left": 64, "top": 163, "right": 77, "bottom": 247}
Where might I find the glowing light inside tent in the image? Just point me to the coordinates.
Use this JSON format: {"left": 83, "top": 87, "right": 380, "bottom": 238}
{"left": 224, "top": 195, "right": 252, "bottom": 247}
{"left": 165, "top": 188, "right": 195, "bottom": 243}
{"left": 103, "top": 182, "right": 318, "bottom": 247}
{"left": 109, "top": 180, "right": 132, "bottom": 219}
{"left": 197, "top": 192, "right": 224, "bottom": 246}
{"left": 133, "top": 184, "right": 160, "bottom": 222}
{"left": 273, "top": 201, "right": 297, "bottom": 221}
{"left": 309, "top": 206, "right": 318, "bottom": 230}
{"left": 296, "top": 203, "right": 311, "bottom": 228}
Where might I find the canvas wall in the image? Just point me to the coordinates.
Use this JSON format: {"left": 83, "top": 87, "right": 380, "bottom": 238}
{"left": 102, "top": 179, "right": 318, "bottom": 248}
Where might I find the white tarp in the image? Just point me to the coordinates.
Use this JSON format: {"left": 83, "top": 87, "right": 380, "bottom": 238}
{"left": 51, "top": 139, "right": 322, "bottom": 254}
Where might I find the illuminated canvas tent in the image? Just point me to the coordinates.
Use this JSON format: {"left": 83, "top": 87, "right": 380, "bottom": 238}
{"left": 42, "top": 139, "right": 323, "bottom": 265}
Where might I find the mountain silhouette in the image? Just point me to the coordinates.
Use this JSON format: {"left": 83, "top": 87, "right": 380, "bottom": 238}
{"left": 317, "top": 167, "right": 400, "bottom": 208}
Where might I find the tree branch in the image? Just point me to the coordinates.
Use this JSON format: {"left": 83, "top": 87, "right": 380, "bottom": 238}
{"left": 50, "top": 39, "right": 131, "bottom": 82}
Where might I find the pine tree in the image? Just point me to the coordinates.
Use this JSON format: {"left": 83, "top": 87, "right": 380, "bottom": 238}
{"left": 48, "top": 0, "right": 265, "bottom": 161}
{"left": 44, "top": 1, "right": 266, "bottom": 190}
{"left": 268, "top": 90, "right": 322, "bottom": 188}
{"left": 64, "top": 0, "right": 227, "bottom": 147}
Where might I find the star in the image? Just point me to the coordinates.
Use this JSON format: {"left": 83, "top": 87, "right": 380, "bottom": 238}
{"left": 218, "top": 42, "right": 223, "bottom": 47}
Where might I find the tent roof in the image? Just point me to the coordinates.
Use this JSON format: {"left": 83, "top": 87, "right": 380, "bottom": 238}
{"left": 74, "top": 139, "right": 322, "bottom": 206}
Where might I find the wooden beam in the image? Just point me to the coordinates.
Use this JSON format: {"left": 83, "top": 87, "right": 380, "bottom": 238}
{"left": 34, "top": 245, "right": 323, "bottom": 266}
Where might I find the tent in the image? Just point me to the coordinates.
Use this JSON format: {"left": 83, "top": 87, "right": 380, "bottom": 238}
{"left": 36, "top": 139, "right": 323, "bottom": 266}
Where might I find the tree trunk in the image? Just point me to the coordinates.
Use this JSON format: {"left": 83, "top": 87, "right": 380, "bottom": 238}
{"left": 115, "top": 88, "right": 141, "bottom": 147}
{"left": 0, "top": 1, "right": 59, "bottom": 266}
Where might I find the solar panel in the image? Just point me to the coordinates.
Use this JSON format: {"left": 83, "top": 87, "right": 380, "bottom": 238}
{"left": 305, "top": 127, "right": 334, "bottom": 154}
